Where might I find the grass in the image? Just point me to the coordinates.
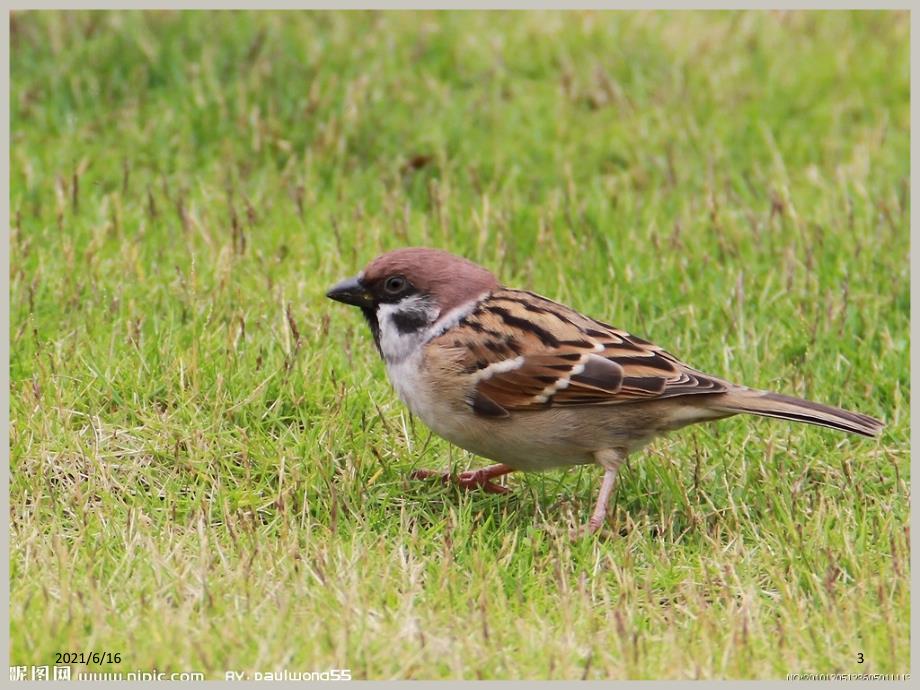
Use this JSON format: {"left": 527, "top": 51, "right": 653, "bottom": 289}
{"left": 9, "top": 10, "right": 909, "bottom": 680}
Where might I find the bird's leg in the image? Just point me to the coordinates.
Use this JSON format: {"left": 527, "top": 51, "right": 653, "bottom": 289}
{"left": 411, "top": 463, "right": 515, "bottom": 494}
{"left": 586, "top": 449, "right": 626, "bottom": 534}
{"left": 587, "top": 469, "right": 619, "bottom": 533}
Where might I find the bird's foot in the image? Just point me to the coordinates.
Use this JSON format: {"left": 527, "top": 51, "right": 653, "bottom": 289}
{"left": 410, "top": 465, "right": 513, "bottom": 494}
{"left": 574, "top": 515, "right": 606, "bottom": 538}
{"left": 456, "top": 468, "right": 511, "bottom": 494}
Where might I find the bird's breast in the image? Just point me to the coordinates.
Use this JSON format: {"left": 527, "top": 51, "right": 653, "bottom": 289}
{"left": 384, "top": 350, "right": 468, "bottom": 425}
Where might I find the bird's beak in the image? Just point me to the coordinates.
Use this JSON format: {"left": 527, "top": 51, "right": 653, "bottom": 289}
{"left": 326, "top": 275, "right": 373, "bottom": 308}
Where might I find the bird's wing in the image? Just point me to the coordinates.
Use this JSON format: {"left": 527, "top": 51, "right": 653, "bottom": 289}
{"left": 434, "top": 289, "right": 728, "bottom": 416}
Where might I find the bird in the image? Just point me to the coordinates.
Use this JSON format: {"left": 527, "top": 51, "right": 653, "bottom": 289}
{"left": 326, "top": 247, "right": 883, "bottom": 534}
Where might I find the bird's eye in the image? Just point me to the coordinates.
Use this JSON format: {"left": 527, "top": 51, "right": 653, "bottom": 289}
{"left": 384, "top": 276, "right": 408, "bottom": 294}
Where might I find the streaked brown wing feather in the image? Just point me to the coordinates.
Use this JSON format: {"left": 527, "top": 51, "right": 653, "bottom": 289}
{"left": 435, "top": 289, "right": 728, "bottom": 413}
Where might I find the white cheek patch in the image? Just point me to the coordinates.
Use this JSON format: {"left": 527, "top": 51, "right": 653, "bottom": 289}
{"left": 377, "top": 296, "right": 436, "bottom": 324}
{"left": 377, "top": 297, "right": 438, "bottom": 363}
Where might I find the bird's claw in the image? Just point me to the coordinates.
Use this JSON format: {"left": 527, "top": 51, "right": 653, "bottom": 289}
{"left": 410, "top": 468, "right": 510, "bottom": 494}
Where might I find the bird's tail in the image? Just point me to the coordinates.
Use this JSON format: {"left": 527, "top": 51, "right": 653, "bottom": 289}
{"left": 714, "top": 389, "right": 883, "bottom": 438}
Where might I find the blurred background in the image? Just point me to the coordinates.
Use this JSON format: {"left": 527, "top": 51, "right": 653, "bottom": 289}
{"left": 10, "top": 11, "right": 909, "bottom": 679}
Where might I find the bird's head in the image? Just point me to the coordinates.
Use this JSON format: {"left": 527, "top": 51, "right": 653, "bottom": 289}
{"left": 326, "top": 247, "right": 499, "bottom": 359}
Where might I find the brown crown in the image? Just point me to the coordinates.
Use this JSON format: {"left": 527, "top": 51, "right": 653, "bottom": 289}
{"left": 362, "top": 248, "right": 500, "bottom": 315}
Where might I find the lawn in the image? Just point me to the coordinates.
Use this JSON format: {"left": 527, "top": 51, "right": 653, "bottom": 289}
{"left": 9, "top": 10, "right": 909, "bottom": 680}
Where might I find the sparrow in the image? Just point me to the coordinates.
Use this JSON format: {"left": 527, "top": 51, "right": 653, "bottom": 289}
{"left": 327, "top": 247, "right": 883, "bottom": 534}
